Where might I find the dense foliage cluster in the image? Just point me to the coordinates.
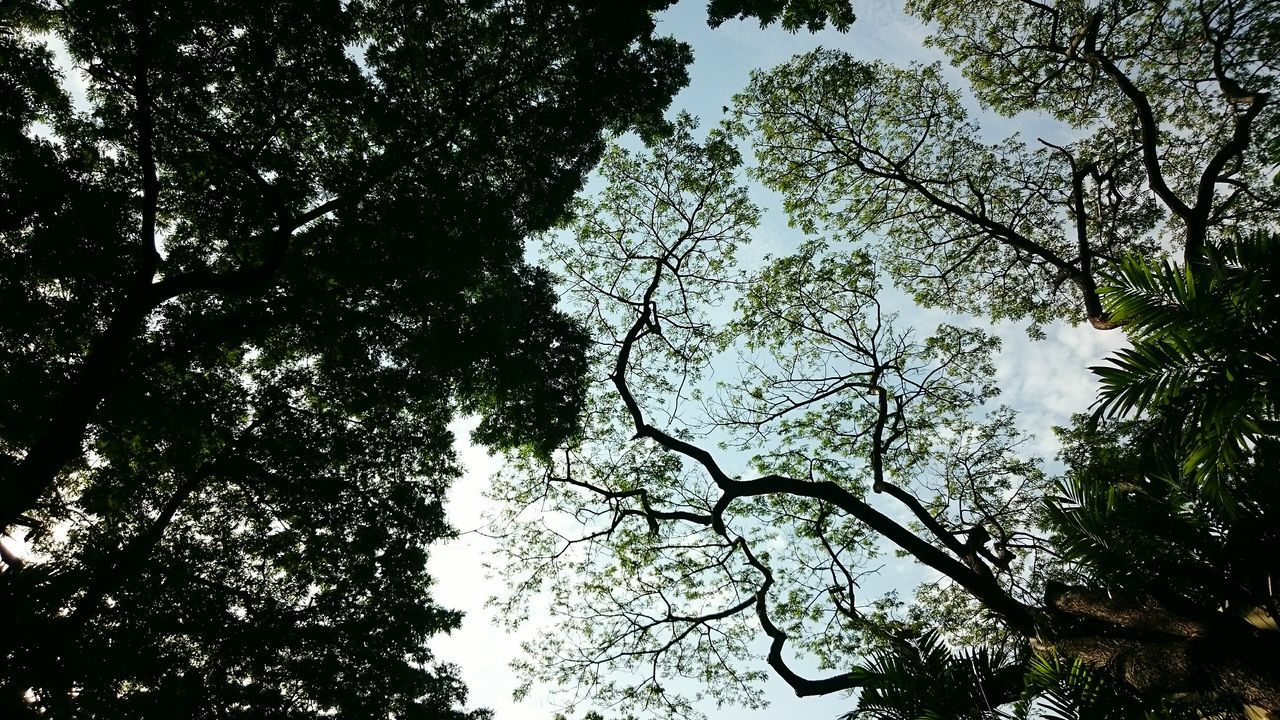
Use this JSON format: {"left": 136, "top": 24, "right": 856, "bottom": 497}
{"left": 0, "top": 0, "right": 696, "bottom": 716}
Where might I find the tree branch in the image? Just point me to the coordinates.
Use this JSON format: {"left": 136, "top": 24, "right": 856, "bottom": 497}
{"left": 69, "top": 464, "right": 210, "bottom": 622}
{"left": 1038, "top": 139, "right": 1119, "bottom": 329}
{"left": 609, "top": 247, "right": 1040, "bottom": 639}
{"left": 1080, "top": 13, "right": 1195, "bottom": 225}
{"left": 737, "top": 537, "right": 874, "bottom": 696}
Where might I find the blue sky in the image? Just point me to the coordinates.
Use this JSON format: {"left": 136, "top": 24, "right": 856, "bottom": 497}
{"left": 429, "top": 3, "right": 1128, "bottom": 720}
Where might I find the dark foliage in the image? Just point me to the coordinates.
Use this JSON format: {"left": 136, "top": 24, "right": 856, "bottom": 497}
{"left": 0, "top": 0, "right": 693, "bottom": 716}
{"left": 706, "top": 0, "right": 856, "bottom": 31}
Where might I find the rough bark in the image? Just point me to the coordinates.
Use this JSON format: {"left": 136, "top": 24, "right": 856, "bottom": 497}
{"left": 1044, "top": 583, "right": 1280, "bottom": 712}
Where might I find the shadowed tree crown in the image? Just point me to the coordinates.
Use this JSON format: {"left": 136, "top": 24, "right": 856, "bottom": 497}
{"left": 0, "top": 0, "right": 694, "bottom": 716}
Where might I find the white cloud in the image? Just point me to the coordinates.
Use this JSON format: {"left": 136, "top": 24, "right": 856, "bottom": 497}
{"left": 989, "top": 321, "right": 1129, "bottom": 461}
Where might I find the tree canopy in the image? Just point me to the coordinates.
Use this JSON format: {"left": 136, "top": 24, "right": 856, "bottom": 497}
{"left": 0, "top": 0, "right": 702, "bottom": 716}
{"left": 488, "top": 0, "right": 1280, "bottom": 717}
{"left": 733, "top": 0, "right": 1278, "bottom": 330}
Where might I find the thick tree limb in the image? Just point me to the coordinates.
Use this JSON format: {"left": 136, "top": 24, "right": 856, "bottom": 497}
{"left": 1044, "top": 583, "right": 1280, "bottom": 711}
{"left": 609, "top": 245, "right": 1040, "bottom": 637}
{"left": 718, "top": 474, "right": 1036, "bottom": 633}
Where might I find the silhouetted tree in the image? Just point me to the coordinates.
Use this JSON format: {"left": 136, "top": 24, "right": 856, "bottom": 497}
{"left": 0, "top": 0, "right": 698, "bottom": 716}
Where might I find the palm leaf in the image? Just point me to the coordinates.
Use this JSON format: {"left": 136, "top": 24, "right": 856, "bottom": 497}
{"left": 1091, "top": 232, "right": 1280, "bottom": 510}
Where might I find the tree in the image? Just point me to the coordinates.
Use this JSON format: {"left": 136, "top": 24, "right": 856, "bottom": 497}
{"left": 488, "top": 19, "right": 1280, "bottom": 712}
{"left": 0, "top": 0, "right": 698, "bottom": 716}
{"left": 731, "top": 0, "right": 1279, "bottom": 331}
{"left": 834, "top": 235, "right": 1280, "bottom": 718}
{"left": 493, "top": 116, "right": 1055, "bottom": 716}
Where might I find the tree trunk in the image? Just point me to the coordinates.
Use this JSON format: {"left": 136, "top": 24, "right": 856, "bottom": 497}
{"left": 1044, "top": 583, "right": 1280, "bottom": 712}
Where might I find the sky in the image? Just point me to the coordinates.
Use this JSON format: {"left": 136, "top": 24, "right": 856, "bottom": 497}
{"left": 427, "top": 2, "right": 1128, "bottom": 720}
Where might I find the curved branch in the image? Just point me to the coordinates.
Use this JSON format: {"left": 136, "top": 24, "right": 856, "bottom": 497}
{"left": 610, "top": 248, "right": 1039, "bottom": 639}
{"left": 737, "top": 538, "right": 874, "bottom": 696}
{"left": 1080, "top": 13, "right": 1194, "bottom": 224}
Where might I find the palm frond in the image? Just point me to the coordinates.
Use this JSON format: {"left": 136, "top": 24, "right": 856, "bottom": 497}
{"left": 1091, "top": 232, "right": 1280, "bottom": 509}
{"left": 840, "top": 631, "right": 1026, "bottom": 720}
